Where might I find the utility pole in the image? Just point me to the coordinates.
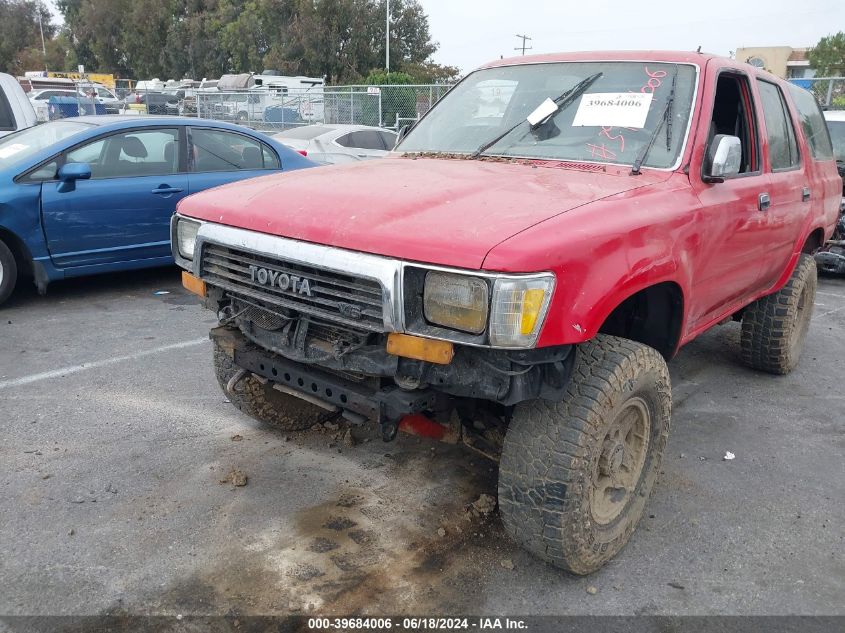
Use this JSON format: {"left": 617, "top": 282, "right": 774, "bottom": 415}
{"left": 515, "top": 34, "right": 532, "bottom": 56}
{"left": 386, "top": 0, "right": 390, "bottom": 73}
{"left": 37, "top": 10, "right": 47, "bottom": 69}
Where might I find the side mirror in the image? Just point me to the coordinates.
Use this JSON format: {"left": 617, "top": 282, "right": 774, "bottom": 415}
{"left": 57, "top": 163, "right": 92, "bottom": 193}
{"left": 704, "top": 134, "right": 741, "bottom": 183}
{"left": 58, "top": 163, "right": 92, "bottom": 182}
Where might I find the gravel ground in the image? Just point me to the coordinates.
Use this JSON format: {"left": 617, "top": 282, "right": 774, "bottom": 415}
{"left": 0, "top": 267, "right": 843, "bottom": 617}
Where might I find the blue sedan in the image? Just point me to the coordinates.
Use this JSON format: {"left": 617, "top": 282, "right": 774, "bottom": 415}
{"left": 0, "top": 116, "right": 315, "bottom": 305}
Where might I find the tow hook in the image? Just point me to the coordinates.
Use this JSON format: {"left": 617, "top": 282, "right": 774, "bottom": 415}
{"left": 226, "top": 368, "right": 249, "bottom": 394}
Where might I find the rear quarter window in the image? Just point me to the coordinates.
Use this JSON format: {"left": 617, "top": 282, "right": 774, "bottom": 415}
{"left": 787, "top": 83, "right": 835, "bottom": 161}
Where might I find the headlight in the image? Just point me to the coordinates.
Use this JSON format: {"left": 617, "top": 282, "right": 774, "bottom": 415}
{"left": 176, "top": 218, "right": 200, "bottom": 260}
{"left": 424, "top": 271, "right": 489, "bottom": 334}
{"left": 489, "top": 276, "right": 555, "bottom": 347}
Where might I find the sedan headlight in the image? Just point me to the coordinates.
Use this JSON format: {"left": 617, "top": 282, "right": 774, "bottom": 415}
{"left": 489, "top": 275, "right": 555, "bottom": 347}
{"left": 424, "top": 271, "right": 489, "bottom": 334}
{"left": 176, "top": 218, "right": 201, "bottom": 260}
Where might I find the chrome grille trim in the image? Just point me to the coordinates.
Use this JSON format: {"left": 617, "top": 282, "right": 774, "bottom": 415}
{"left": 187, "top": 221, "right": 404, "bottom": 332}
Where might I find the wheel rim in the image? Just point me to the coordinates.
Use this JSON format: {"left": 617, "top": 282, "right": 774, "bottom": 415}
{"left": 0, "top": 259, "right": 4, "bottom": 287}
{"left": 590, "top": 396, "right": 651, "bottom": 525}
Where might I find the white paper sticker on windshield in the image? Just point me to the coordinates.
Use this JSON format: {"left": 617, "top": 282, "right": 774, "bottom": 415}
{"left": 572, "top": 92, "right": 653, "bottom": 129}
{"left": 0, "top": 143, "right": 28, "bottom": 160}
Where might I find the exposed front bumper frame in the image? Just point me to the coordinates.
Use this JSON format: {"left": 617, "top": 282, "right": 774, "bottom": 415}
{"left": 213, "top": 326, "right": 441, "bottom": 440}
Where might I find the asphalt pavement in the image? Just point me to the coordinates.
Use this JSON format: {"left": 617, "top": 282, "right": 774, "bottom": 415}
{"left": 1, "top": 266, "right": 843, "bottom": 617}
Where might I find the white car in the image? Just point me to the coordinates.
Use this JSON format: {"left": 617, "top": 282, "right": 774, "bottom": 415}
{"left": 824, "top": 109, "right": 845, "bottom": 166}
{"left": 1, "top": 73, "right": 37, "bottom": 136}
{"left": 273, "top": 124, "right": 398, "bottom": 164}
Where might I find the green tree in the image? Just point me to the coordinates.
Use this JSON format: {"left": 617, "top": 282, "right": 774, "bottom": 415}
{"left": 0, "top": 0, "right": 55, "bottom": 74}
{"left": 54, "top": 0, "right": 445, "bottom": 83}
{"left": 809, "top": 32, "right": 845, "bottom": 77}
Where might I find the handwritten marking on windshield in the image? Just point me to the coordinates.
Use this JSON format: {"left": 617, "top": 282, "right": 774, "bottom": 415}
{"left": 600, "top": 127, "right": 626, "bottom": 153}
{"left": 641, "top": 67, "right": 667, "bottom": 94}
{"left": 585, "top": 143, "right": 617, "bottom": 160}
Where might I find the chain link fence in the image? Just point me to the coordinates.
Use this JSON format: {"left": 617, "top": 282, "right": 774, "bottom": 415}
{"left": 120, "top": 84, "right": 453, "bottom": 132}
{"left": 789, "top": 77, "right": 845, "bottom": 109}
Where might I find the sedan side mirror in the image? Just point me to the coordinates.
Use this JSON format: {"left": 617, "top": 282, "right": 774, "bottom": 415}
{"left": 704, "top": 134, "right": 742, "bottom": 183}
{"left": 57, "top": 162, "right": 92, "bottom": 192}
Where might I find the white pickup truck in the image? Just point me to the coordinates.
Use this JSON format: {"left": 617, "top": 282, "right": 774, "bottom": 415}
{"left": 0, "top": 73, "right": 37, "bottom": 138}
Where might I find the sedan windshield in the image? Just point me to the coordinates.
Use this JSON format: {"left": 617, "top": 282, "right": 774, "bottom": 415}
{"left": 0, "top": 120, "right": 93, "bottom": 164}
{"left": 828, "top": 120, "right": 845, "bottom": 162}
{"left": 398, "top": 61, "right": 697, "bottom": 169}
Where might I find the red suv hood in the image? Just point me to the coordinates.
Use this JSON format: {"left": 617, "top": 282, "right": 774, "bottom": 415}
{"left": 179, "top": 157, "right": 669, "bottom": 269}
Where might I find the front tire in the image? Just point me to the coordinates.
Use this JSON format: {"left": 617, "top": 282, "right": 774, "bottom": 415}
{"left": 741, "top": 254, "right": 817, "bottom": 375}
{"left": 498, "top": 335, "right": 671, "bottom": 575}
{"left": 213, "top": 339, "right": 336, "bottom": 431}
{"left": 0, "top": 240, "right": 18, "bottom": 307}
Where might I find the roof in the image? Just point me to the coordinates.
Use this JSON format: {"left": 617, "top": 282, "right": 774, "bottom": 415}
{"left": 73, "top": 115, "right": 240, "bottom": 126}
{"left": 480, "top": 50, "right": 727, "bottom": 69}
{"left": 788, "top": 49, "right": 810, "bottom": 63}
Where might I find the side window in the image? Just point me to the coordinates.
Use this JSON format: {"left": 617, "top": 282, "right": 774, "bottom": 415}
{"left": 349, "top": 130, "right": 387, "bottom": 150}
{"left": 0, "top": 91, "right": 13, "bottom": 131}
{"left": 262, "top": 145, "right": 280, "bottom": 169}
{"left": 757, "top": 80, "right": 800, "bottom": 170}
{"left": 787, "top": 83, "right": 835, "bottom": 161}
{"left": 21, "top": 160, "right": 59, "bottom": 182}
{"left": 190, "top": 128, "right": 276, "bottom": 172}
{"left": 708, "top": 73, "right": 759, "bottom": 175}
{"left": 65, "top": 129, "right": 179, "bottom": 178}
{"left": 334, "top": 133, "right": 353, "bottom": 148}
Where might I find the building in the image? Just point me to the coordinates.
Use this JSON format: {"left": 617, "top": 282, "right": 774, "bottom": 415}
{"left": 734, "top": 46, "right": 814, "bottom": 80}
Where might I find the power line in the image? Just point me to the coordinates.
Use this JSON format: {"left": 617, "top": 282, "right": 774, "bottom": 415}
{"left": 514, "top": 34, "right": 532, "bottom": 55}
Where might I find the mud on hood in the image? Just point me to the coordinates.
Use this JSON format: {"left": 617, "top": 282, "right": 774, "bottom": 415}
{"left": 178, "top": 157, "right": 670, "bottom": 269}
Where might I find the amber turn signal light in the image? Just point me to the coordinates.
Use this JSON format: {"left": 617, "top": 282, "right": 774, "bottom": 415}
{"left": 182, "top": 271, "right": 206, "bottom": 298}
{"left": 386, "top": 333, "right": 454, "bottom": 365}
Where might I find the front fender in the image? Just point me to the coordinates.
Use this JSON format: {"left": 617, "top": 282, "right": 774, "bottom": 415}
{"left": 482, "top": 174, "right": 696, "bottom": 348}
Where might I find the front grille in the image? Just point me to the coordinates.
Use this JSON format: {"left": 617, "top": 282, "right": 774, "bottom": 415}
{"left": 202, "top": 243, "right": 385, "bottom": 331}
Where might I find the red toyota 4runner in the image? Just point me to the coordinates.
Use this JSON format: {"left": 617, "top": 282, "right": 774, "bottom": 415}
{"left": 173, "top": 51, "right": 842, "bottom": 574}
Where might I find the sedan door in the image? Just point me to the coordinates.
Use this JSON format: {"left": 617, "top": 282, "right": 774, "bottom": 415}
{"left": 40, "top": 127, "right": 188, "bottom": 268}
{"left": 187, "top": 127, "right": 281, "bottom": 194}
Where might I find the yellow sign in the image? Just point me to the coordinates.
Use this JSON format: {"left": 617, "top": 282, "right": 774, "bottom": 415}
{"left": 47, "top": 72, "right": 116, "bottom": 90}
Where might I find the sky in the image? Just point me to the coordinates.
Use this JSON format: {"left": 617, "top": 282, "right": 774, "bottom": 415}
{"left": 421, "top": 0, "right": 845, "bottom": 72}
{"left": 42, "top": 0, "right": 844, "bottom": 74}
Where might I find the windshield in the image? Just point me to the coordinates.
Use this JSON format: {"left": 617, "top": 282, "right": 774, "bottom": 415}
{"left": 0, "top": 120, "right": 93, "bottom": 164}
{"left": 828, "top": 120, "right": 845, "bottom": 162}
{"left": 398, "top": 61, "right": 697, "bottom": 169}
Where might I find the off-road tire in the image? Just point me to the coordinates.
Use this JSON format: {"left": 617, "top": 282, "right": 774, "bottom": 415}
{"left": 498, "top": 335, "right": 671, "bottom": 575}
{"left": 213, "top": 339, "right": 336, "bottom": 431}
{"left": 741, "top": 254, "right": 817, "bottom": 375}
{"left": 0, "top": 239, "right": 18, "bottom": 307}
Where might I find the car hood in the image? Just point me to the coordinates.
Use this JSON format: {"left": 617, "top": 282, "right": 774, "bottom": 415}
{"left": 178, "top": 157, "right": 670, "bottom": 269}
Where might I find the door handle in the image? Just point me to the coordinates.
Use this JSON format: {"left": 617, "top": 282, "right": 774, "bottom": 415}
{"left": 758, "top": 192, "right": 770, "bottom": 212}
{"left": 151, "top": 186, "right": 184, "bottom": 195}
{"left": 802, "top": 186, "right": 811, "bottom": 202}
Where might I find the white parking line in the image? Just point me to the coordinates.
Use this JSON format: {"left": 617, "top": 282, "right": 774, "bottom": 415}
{"left": 816, "top": 304, "right": 845, "bottom": 319}
{"left": 0, "top": 338, "right": 208, "bottom": 390}
{"left": 816, "top": 291, "right": 845, "bottom": 298}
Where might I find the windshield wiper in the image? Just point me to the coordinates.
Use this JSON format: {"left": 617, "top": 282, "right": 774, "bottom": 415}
{"left": 631, "top": 68, "right": 677, "bottom": 176}
{"left": 470, "top": 72, "right": 604, "bottom": 159}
